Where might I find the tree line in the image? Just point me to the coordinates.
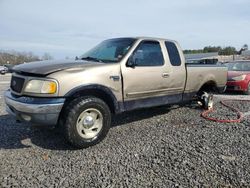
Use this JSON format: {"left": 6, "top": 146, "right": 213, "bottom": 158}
{"left": 0, "top": 50, "right": 53, "bottom": 66}
{"left": 183, "top": 44, "right": 248, "bottom": 55}
{"left": 0, "top": 44, "right": 248, "bottom": 66}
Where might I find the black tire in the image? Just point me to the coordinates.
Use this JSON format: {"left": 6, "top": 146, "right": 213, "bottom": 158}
{"left": 62, "top": 96, "right": 111, "bottom": 149}
{"left": 243, "top": 82, "right": 250, "bottom": 95}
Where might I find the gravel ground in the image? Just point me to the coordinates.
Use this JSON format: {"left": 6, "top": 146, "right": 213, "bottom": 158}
{"left": 0, "top": 74, "right": 250, "bottom": 187}
{"left": 205, "top": 98, "right": 250, "bottom": 124}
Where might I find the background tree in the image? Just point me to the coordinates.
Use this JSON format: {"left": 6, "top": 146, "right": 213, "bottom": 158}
{"left": 42, "top": 52, "right": 53, "bottom": 60}
{"left": 183, "top": 46, "right": 221, "bottom": 54}
{"left": 184, "top": 45, "right": 240, "bottom": 56}
{"left": 203, "top": 46, "right": 221, "bottom": 53}
{"left": 0, "top": 50, "right": 40, "bottom": 65}
{"left": 218, "top": 46, "right": 237, "bottom": 55}
{"left": 183, "top": 49, "right": 203, "bottom": 54}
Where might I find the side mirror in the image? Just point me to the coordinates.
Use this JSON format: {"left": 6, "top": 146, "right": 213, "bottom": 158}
{"left": 127, "top": 56, "right": 135, "bottom": 68}
{"left": 127, "top": 50, "right": 143, "bottom": 68}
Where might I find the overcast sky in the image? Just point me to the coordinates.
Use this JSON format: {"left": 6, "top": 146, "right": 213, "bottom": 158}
{"left": 0, "top": 0, "right": 250, "bottom": 59}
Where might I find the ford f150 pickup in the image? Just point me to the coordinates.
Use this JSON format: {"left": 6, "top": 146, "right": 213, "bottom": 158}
{"left": 4, "top": 37, "right": 227, "bottom": 148}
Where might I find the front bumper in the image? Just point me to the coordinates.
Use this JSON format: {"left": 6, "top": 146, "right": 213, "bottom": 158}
{"left": 226, "top": 80, "right": 248, "bottom": 91}
{"left": 4, "top": 90, "right": 65, "bottom": 126}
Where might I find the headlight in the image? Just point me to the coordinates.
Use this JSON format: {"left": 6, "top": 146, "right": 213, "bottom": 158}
{"left": 231, "top": 75, "right": 246, "bottom": 81}
{"left": 24, "top": 80, "right": 57, "bottom": 94}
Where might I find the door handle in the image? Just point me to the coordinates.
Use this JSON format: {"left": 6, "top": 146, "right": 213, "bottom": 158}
{"left": 162, "top": 73, "right": 169, "bottom": 78}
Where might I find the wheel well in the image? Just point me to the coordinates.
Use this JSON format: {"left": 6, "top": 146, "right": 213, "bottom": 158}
{"left": 198, "top": 81, "right": 218, "bottom": 95}
{"left": 64, "top": 88, "right": 117, "bottom": 114}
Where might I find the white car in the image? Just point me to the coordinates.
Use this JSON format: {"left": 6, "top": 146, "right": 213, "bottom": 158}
{"left": 0, "top": 66, "right": 8, "bottom": 74}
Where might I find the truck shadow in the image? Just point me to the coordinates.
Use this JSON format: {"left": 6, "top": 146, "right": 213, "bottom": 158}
{"left": 0, "top": 114, "right": 73, "bottom": 150}
{"left": 112, "top": 105, "right": 178, "bottom": 127}
{"left": 0, "top": 103, "right": 199, "bottom": 150}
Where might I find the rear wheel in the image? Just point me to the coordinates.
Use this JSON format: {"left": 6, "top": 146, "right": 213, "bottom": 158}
{"left": 63, "top": 97, "right": 111, "bottom": 148}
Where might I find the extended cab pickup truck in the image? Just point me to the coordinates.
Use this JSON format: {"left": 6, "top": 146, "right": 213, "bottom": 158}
{"left": 4, "top": 37, "right": 227, "bottom": 148}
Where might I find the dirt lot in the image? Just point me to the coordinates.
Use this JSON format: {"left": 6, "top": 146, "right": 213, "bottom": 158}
{"left": 0, "top": 74, "right": 250, "bottom": 187}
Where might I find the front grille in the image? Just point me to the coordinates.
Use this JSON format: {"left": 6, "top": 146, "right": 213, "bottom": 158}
{"left": 10, "top": 76, "right": 25, "bottom": 93}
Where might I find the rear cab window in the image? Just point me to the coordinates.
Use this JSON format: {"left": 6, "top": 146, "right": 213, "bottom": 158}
{"left": 165, "top": 41, "right": 181, "bottom": 66}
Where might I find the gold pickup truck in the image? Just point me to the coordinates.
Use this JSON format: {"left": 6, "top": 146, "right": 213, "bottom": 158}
{"left": 4, "top": 37, "right": 227, "bottom": 148}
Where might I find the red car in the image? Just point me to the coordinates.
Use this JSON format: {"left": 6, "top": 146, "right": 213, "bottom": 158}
{"left": 225, "top": 60, "right": 250, "bottom": 95}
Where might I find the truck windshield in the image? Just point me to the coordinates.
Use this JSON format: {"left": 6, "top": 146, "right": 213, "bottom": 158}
{"left": 225, "top": 61, "right": 250, "bottom": 71}
{"left": 80, "top": 38, "right": 136, "bottom": 63}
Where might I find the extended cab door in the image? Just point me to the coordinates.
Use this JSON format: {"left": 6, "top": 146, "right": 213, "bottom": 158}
{"left": 121, "top": 39, "right": 186, "bottom": 110}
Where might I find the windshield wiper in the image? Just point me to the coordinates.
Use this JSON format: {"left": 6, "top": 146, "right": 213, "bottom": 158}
{"left": 81, "top": 56, "right": 103, "bottom": 63}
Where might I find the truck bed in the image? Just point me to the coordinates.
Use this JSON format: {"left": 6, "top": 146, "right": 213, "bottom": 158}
{"left": 184, "top": 63, "right": 228, "bottom": 95}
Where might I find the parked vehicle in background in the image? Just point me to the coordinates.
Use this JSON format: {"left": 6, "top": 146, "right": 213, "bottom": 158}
{"left": 3, "top": 64, "right": 14, "bottom": 73}
{"left": 0, "top": 66, "right": 8, "bottom": 75}
{"left": 4, "top": 37, "right": 227, "bottom": 148}
{"left": 225, "top": 60, "right": 250, "bottom": 94}
{"left": 186, "top": 58, "right": 219, "bottom": 64}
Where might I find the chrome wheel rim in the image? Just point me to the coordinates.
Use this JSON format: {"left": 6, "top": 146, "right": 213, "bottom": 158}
{"left": 76, "top": 108, "right": 103, "bottom": 139}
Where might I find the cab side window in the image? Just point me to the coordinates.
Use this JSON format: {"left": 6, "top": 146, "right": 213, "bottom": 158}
{"left": 165, "top": 41, "right": 181, "bottom": 66}
{"left": 132, "top": 41, "right": 164, "bottom": 66}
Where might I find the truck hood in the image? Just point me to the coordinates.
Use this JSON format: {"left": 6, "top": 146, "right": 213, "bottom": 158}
{"left": 12, "top": 59, "right": 103, "bottom": 76}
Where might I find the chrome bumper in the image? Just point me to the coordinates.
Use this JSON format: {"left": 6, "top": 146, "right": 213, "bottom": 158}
{"left": 4, "top": 90, "right": 65, "bottom": 125}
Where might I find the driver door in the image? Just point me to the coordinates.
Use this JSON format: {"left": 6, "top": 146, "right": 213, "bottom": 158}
{"left": 121, "top": 40, "right": 180, "bottom": 110}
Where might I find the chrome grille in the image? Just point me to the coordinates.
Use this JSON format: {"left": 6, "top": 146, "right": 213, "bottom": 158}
{"left": 10, "top": 76, "right": 25, "bottom": 93}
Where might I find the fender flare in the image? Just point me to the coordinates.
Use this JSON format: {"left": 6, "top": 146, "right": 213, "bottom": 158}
{"left": 64, "top": 84, "right": 122, "bottom": 113}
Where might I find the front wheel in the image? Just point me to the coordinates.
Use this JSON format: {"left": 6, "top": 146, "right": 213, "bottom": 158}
{"left": 63, "top": 97, "right": 111, "bottom": 148}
